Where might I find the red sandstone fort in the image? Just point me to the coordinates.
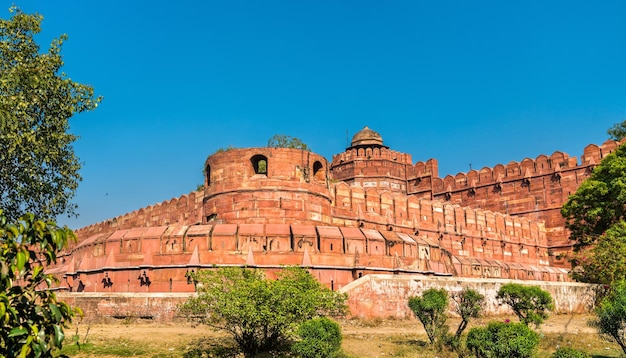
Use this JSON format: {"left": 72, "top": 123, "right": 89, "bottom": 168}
{"left": 49, "top": 127, "right": 620, "bottom": 296}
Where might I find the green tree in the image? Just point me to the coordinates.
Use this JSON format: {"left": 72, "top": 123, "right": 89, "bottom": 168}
{"left": 569, "top": 221, "right": 626, "bottom": 285}
{"left": 607, "top": 120, "right": 626, "bottom": 141}
{"left": 178, "top": 266, "right": 346, "bottom": 357}
{"left": 561, "top": 143, "right": 626, "bottom": 250}
{"left": 291, "top": 317, "right": 343, "bottom": 358}
{"left": 466, "top": 321, "right": 539, "bottom": 358}
{"left": 496, "top": 283, "right": 553, "bottom": 328}
{"left": 453, "top": 288, "right": 485, "bottom": 339}
{"left": 267, "top": 134, "right": 310, "bottom": 151}
{"left": 408, "top": 288, "right": 449, "bottom": 347}
{"left": 589, "top": 280, "right": 626, "bottom": 355}
{"left": 0, "top": 210, "right": 81, "bottom": 357}
{"left": 0, "top": 7, "right": 101, "bottom": 222}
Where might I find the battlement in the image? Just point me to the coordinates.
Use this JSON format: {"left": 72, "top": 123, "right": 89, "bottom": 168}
{"left": 413, "top": 158, "right": 439, "bottom": 178}
{"left": 74, "top": 191, "right": 204, "bottom": 240}
{"left": 429, "top": 139, "right": 622, "bottom": 193}
{"left": 331, "top": 146, "right": 413, "bottom": 165}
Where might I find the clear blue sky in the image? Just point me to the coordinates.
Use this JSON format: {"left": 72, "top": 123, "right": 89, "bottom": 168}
{"left": 10, "top": 1, "right": 626, "bottom": 229}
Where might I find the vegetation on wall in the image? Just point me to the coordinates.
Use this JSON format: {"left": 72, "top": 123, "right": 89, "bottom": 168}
{"left": 267, "top": 134, "right": 310, "bottom": 151}
{"left": 0, "top": 7, "right": 101, "bottom": 222}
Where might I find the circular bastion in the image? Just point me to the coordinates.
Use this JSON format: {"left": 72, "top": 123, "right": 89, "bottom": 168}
{"left": 202, "top": 147, "right": 332, "bottom": 225}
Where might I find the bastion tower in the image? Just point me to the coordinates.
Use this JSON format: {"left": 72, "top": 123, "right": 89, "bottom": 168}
{"left": 202, "top": 147, "right": 332, "bottom": 225}
{"left": 329, "top": 126, "right": 415, "bottom": 194}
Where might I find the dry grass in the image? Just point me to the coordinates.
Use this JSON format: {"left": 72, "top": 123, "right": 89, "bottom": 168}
{"left": 61, "top": 314, "right": 623, "bottom": 357}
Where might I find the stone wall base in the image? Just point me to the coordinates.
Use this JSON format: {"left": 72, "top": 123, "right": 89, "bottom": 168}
{"left": 339, "top": 274, "right": 598, "bottom": 319}
{"left": 57, "top": 275, "right": 598, "bottom": 322}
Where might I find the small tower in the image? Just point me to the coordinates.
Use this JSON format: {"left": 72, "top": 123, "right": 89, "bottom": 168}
{"left": 202, "top": 147, "right": 332, "bottom": 225}
{"left": 329, "top": 126, "right": 413, "bottom": 193}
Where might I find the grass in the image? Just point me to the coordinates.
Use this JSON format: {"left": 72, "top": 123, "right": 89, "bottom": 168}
{"left": 58, "top": 316, "right": 625, "bottom": 358}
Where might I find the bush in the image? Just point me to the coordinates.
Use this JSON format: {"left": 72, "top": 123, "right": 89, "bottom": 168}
{"left": 551, "top": 346, "right": 589, "bottom": 358}
{"left": 291, "top": 317, "right": 342, "bottom": 358}
{"left": 466, "top": 321, "right": 540, "bottom": 358}
{"left": 590, "top": 279, "right": 626, "bottom": 355}
{"left": 453, "top": 288, "right": 485, "bottom": 339}
{"left": 178, "top": 267, "right": 346, "bottom": 356}
{"left": 408, "top": 288, "right": 449, "bottom": 347}
{"left": 497, "top": 283, "right": 554, "bottom": 327}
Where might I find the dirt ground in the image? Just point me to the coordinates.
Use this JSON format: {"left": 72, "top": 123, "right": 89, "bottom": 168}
{"left": 67, "top": 313, "right": 621, "bottom": 357}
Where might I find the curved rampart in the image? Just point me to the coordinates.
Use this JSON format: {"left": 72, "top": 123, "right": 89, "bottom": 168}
{"left": 203, "top": 147, "right": 332, "bottom": 225}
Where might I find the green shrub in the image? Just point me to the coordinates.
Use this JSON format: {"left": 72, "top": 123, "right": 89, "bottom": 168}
{"left": 291, "top": 317, "right": 342, "bottom": 358}
{"left": 178, "top": 267, "right": 346, "bottom": 356}
{"left": 496, "top": 283, "right": 554, "bottom": 327}
{"left": 466, "top": 321, "right": 540, "bottom": 358}
{"left": 408, "top": 288, "right": 449, "bottom": 347}
{"left": 551, "top": 346, "right": 589, "bottom": 358}
{"left": 590, "top": 279, "right": 626, "bottom": 355}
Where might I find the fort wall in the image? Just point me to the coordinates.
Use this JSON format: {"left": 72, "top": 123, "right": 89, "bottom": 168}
{"left": 341, "top": 275, "right": 597, "bottom": 319}
{"left": 63, "top": 130, "right": 625, "bottom": 309}
{"left": 56, "top": 275, "right": 596, "bottom": 321}
{"left": 420, "top": 139, "right": 624, "bottom": 254}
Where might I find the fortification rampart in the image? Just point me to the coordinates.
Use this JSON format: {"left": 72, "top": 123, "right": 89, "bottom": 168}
{"left": 203, "top": 147, "right": 332, "bottom": 225}
{"left": 410, "top": 139, "right": 625, "bottom": 255}
{"left": 55, "top": 127, "right": 622, "bottom": 320}
{"left": 74, "top": 191, "right": 204, "bottom": 241}
{"left": 329, "top": 182, "right": 552, "bottom": 269}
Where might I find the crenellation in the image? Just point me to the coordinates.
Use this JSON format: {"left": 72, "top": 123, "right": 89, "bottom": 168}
{"left": 50, "top": 126, "right": 624, "bottom": 307}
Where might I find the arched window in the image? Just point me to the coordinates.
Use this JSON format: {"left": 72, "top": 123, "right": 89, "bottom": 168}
{"left": 313, "top": 161, "right": 324, "bottom": 181}
{"left": 205, "top": 164, "right": 211, "bottom": 186}
{"left": 251, "top": 154, "right": 268, "bottom": 175}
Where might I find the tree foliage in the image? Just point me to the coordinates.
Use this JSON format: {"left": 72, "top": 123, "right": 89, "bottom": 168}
{"left": 0, "top": 7, "right": 101, "bottom": 222}
{"left": 291, "top": 317, "right": 343, "bottom": 358}
{"left": 267, "top": 134, "right": 310, "bottom": 151}
{"left": 178, "top": 266, "right": 346, "bottom": 357}
{"left": 0, "top": 210, "right": 81, "bottom": 357}
{"left": 607, "top": 120, "right": 626, "bottom": 141}
{"left": 569, "top": 221, "right": 626, "bottom": 285}
{"left": 496, "top": 283, "right": 553, "bottom": 328}
{"left": 452, "top": 288, "right": 485, "bottom": 339}
{"left": 561, "top": 143, "right": 626, "bottom": 250}
{"left": 408, "top": 288, "right": 449, "bottom": 347}
{"left": 589, "top": 280, "right": 626, "bottom": 355}
{"left": 466, "top": 321, "right": 540, "bottom": 358}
